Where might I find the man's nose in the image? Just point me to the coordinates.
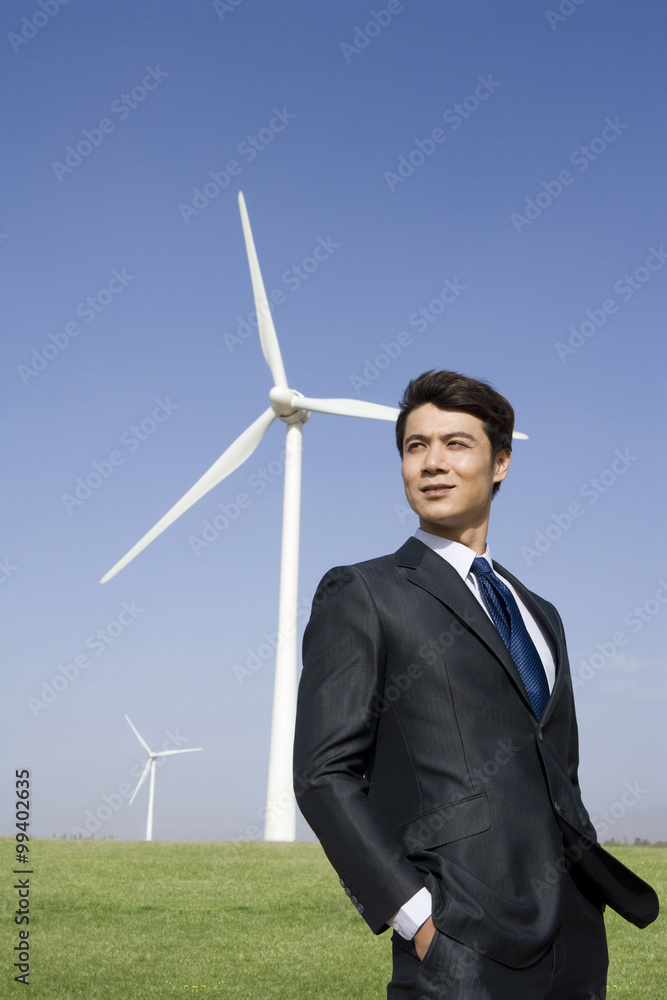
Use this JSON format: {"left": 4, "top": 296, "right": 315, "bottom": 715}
{"left": 422, "top": 448, "right": 449, "bottom": 472}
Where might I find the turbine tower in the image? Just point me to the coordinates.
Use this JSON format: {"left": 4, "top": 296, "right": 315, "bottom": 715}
{"left": 103, "top": 193, "right": 528, "bottom": 841}
{"left": 125, "top": 715, "right": 202, "bottom": 841}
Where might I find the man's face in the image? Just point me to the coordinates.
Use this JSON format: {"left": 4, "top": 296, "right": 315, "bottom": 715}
{"left": 400, "top": 404, "right": 511, "bottom": 542}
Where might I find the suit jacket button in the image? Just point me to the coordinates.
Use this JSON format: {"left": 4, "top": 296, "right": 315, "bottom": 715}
{"left": 553, "top": 802, "right": 561, "bottom": 814}
{"left": 345, "top": 887, "right": 351, "bottom": 896}
{"left": 356, "top": 904, "right": 364, "bottom": 914}
{"left": 537, "top": 730, "right": 543, "bottom": 741}
{"left": 340, "top": 878, "right": 346, "bottom": 887}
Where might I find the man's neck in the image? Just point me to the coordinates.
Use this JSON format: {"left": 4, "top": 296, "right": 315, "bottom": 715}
{"left": 418, "top": 519, "right": 489, "bottom": 556}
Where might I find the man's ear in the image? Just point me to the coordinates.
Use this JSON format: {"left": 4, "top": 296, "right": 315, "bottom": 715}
{"left": 493, "top": 447, "right": 511, "bottom": 485}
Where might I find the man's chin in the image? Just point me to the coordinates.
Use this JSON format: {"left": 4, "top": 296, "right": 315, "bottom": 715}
{"left": 418, "top": 517, "right": 459, "bottom": 539}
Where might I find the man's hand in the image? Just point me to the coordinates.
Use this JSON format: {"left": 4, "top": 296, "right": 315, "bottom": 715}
{"left": 413, "top": 916, "right": 437, "bottom": 961}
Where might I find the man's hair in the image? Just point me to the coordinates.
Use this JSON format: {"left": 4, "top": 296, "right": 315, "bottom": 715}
{"left": 395, "top": 370, "right": 515, "bottom": 497}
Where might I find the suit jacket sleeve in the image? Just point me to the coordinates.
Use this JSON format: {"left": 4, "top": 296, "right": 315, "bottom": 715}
{"left": 293, "top": 564, "right": 425, "bottom": 933}
{"left": 550, "top": 603, "right": 598, "bottom": 840}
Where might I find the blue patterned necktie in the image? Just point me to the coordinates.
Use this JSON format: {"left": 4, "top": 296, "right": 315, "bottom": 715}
{"left": 470, "top": 557, "right": 550, "bottom": 718}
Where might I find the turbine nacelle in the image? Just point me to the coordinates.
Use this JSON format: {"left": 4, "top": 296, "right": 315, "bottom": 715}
{"left": 269, "top": 386, "right": 310, "bottom": 424}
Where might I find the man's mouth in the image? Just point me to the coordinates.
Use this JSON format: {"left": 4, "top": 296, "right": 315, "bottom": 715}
{"left": 421, "top": 484, "right": 454, "bottom": 497}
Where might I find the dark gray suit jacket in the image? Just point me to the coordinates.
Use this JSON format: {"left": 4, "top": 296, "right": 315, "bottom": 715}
{"left": 293, "top": 537, "right": 658, "bottom": 968}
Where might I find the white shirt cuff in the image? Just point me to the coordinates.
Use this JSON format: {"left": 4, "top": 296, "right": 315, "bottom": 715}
{"left": 388, "top": 886, "right": 433, "bottom": 940}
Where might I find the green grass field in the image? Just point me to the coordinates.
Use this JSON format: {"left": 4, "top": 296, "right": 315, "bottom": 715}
{"left": 1, "top": 839, "right": 664, "bottom": 998}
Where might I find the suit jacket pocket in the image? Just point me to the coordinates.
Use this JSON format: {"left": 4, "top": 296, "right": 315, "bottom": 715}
{"left": 394, "top": 792, "right": 491, "bottom": 855}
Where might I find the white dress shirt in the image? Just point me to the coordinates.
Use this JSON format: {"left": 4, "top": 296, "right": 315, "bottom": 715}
{"left": 388, "top": 529, "right": 557, "bottom": 941}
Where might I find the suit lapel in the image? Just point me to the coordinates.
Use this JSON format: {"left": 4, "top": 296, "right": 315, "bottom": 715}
{"left": 492, "top": 561, "right": 567, "bottom": 724}
{"left": 395, "top": 537, "right": 567, "bottom": 722}
{"left": 395, "top": 538, "right": 535, "bottom": 715}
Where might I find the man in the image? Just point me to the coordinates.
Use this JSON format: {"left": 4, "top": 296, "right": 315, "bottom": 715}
{"left": 293, "top": 370, "right": 658, "bottom": 998}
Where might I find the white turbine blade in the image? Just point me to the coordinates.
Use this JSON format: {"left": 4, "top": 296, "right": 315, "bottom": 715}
{"left": 155, "top": 748, "right": 203, "bottom": 756}
{"left": 238, "top": 191, "right": 288, "bottom": 388}
{"left": 295, "top": 394, "right": 530, "bottom": 441}
{"left": 125, "top": 715, "right": 152, "bottom": 755}
{"left": 296, "top": 395, "right": 530, "bottom": 440}
{"left": 129, "top": 759, "right": 151, "bottom": 805}
{"left": 297, "top": 395, "right": 400, "bottom": 422}
{"left": 100, "top": 407, "right": 277, "bottom": 583}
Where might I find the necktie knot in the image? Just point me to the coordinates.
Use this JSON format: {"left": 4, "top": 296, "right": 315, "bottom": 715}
{"left": 471, "top": 556, "right": 493, "bottom": 580}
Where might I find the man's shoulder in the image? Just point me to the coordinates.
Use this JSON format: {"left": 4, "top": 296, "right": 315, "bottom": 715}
{"left": 322, "top": 536, "right": 426, "bottom": 580}
{"left": 311, "top": 538, "right": 426, "bottom": 604}
{"left": 315, "top": 552, "right": 398, "bottom": 592}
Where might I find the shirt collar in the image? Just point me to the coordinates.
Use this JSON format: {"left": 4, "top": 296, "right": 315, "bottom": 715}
{"left": 414, "top": 527, "right": 493, "bottom": 582}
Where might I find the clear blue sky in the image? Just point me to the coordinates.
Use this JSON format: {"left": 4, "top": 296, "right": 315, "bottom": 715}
{"left": 3, "top": 0, "right": 666, "bottom": 843}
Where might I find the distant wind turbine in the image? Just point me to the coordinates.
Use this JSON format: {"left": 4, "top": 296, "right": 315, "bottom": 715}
{"left": 104, "top": 193, "right": 528, "bottom": 842}
{"left": 125, "top": 715, "right": 202, "bottom": 842}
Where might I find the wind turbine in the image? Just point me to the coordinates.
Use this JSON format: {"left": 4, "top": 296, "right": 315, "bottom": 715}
{"left": 125, "top": 715, "right": 202, "bottom": 842}
{"left": 103, "top": 192, "right": 528, "bottom": 842}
